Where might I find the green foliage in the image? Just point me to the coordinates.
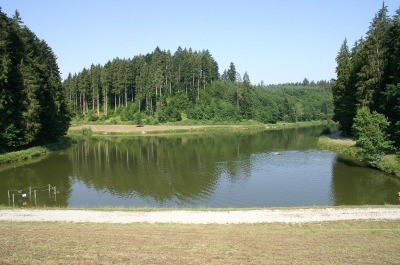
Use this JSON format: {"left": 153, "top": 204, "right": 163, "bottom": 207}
{"left": 136, "top": 112, "right": 143, "bottom": 127}
{"left": 81, "top": 127, "right": 93, "bottom": 136}
{"left": 352, "top": 107, "right": 394, "bottom": 167}
{"left": 333, "top": 4, "right": 400, "bottom": 146}
{"left": 0, "top": 10, "right": 70, "bottom": 151}
{"left": 65, "top": 46, "right": 333, "bottom": 126}
{"left": 120, "top": 103, "right": 137, "bottom": 122}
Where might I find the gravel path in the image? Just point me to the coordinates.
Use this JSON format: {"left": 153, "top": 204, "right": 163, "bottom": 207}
{"left": 1, "top": 208, "right": 400, "bottom": 224}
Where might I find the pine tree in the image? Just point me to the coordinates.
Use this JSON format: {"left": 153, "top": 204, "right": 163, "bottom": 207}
{"left": 356, "top": 3, "right": 390, "bottom": 109}
{"left": 227, "top": 62, "right": 236, "bottom": 83}
{"left": 332, "top": 39, "right": 355, "bottom": 135}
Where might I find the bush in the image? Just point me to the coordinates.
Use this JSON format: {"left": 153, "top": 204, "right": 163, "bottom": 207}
{"left": 87, "top": 110, "right": 99, "bottom": 122}
{"left": 352, "top": 107, "right": 394, "bottom": 167}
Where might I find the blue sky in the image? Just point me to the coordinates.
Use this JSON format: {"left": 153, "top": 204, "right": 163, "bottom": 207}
{"left": 1, "top": 1, "right": 399, "bottom": 84}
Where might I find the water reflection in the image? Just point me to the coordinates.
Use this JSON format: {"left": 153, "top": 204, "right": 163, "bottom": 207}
{"left": 67, "top": 127, "right": 324, "bottom": 207}
{"left": 332, "top": 160, "right": 400, "bottom": 205}
{"left": 1, "top": 125, "right": 399, "bottom": 207}
{"left": 0, "top": 152, "right": 72, "bottom": 207}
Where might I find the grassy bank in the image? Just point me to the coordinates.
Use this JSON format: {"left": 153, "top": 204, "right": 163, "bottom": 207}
{"left": 68, "top": 120, "right": 332, "bottom": 136}
{"left": 318, "top": 135, "right": 400, "bottom": 177}
{"left": 0, "top": 137, "right": 72, "bottom": 165}
{"left": 1, "top": 220, "right": 399, "bottom": 264}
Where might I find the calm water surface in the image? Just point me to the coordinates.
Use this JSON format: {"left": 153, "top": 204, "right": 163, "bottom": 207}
{"left": 1, "top": 126, "right": 399, "bottom": 208}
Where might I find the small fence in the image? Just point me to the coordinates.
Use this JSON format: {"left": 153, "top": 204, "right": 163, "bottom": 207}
{"left": 7, "top": 184, "right": 57, "bottom": 207}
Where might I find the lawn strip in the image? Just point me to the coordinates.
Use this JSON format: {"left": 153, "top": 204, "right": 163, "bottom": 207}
{"left": 1, "top": 220, "right": 399, "bottom": 264}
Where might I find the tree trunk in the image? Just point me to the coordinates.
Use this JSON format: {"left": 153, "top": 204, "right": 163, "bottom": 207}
{"left": 125, "top": 87, "right": 128, "bottom": 107}
{"left": 96, "top": 85, "right": 100, "bottom": 116}
{"left": 104, "top": 92, "right": 108, "bottom": 117}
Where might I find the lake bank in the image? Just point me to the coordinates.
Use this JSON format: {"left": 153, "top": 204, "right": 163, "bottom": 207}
{"left": 318, "top": 133, "right": 400, "bottom": 177}
{"left": 0, "top": 137, "right": 72, "bottom": 166}
{"left": 68, "top": 120, "right": 330, "bottom": 136}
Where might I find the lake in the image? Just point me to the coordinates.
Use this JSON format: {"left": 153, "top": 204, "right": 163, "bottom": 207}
{"left": 1, "top": 126, "right": 399, "bottom": 208}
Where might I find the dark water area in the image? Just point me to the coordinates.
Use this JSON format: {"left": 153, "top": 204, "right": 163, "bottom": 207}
{"left": 1, "top": 126, "right": 399, "bottom": 208}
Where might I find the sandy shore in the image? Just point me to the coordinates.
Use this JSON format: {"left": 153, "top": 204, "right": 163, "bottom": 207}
{"left": 1, "top": 207, "right": 400, "bottom": 224}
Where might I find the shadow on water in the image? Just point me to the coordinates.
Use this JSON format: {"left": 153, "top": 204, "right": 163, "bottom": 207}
{"left": 0, "top": 151, "right": 72, "bottom": 207}
{"left": 332, "top": 161, "right": 400, "bottom": 205}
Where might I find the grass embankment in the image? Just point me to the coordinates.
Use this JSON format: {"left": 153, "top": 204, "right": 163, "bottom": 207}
{"left": 1, "top": 220, "right": 399, "bottom": 264}
{"left": 318, "top": 135, "right": 400, "bottom": 177}
{"left": 0, "top": 137, "right": 72, "bottom": 165}
{"left": 68, "top": 120, "right": 329, "bottom": 136}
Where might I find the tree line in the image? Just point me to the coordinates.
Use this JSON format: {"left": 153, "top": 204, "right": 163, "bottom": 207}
{"left": 333, "top": 3, "right": 400, "bottom": 148}
{"left": 63, "top": 49, "right": 333, "bottom": 124}
{"left": 0, "top": 9, "right": 70, "bottom": 152}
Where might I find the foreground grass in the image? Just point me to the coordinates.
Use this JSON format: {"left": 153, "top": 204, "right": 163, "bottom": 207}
{"left": 1, "top": 220, "right": 399, "bottom": 264}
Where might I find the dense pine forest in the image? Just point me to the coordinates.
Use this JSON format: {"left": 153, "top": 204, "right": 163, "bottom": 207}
{"left": 333, "top": 5, "right": 400, "bottom": 146}
{"left": 332, "top": 4, "right": 400, "bottom": 149}
{"left": 0, "top": 9, "right": 70, "bottom": 152}
{"left": 63, "top": 48, "right": 333, "bottom": 125}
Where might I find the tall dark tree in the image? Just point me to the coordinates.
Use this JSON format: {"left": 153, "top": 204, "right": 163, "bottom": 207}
{"left": 332, "top": 39, "right": 354, "bottom": 135}
{"left": 356, "top": 3, "right": 390, "bottom": 109}
{"left": 227, "top": 62, "right": 236, "bottom": 83}
{"left": 332, "top": 4, "right": 400, "bottom": 148}
{"left": 0, "top": 10, "right": 70, "bottom": 150}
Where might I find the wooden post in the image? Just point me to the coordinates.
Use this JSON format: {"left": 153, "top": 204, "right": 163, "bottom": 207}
{"left": 34, "top": 190, "right": 37, "bottom": 207}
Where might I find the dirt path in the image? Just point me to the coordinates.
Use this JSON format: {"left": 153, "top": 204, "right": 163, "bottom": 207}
{"left": 1, "top": 207, "right": 400, "bottom": 224}
{"left": 68, "top": 124, "right": 234, "bottom": 134}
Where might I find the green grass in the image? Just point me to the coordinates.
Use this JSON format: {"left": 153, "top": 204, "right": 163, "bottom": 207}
{"left": 319, "top": 135, "right": 400, "bottom": 177}
{"left": 0, "top": 137, "right": 72, "bottom": 165}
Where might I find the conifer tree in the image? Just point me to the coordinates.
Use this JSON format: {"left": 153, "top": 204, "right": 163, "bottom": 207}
{"left": 332, "top": 39, "right": 355, "bottom": 135}
{"left": 356, "top": 3, "right": 389, "bottom": 109}
{"left": 0, "top": 10, "right": 70, "bottom": 150}
{"left": 227, "top": 62, "right": 236, "bottom": 83}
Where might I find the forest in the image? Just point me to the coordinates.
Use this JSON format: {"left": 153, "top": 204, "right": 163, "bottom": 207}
{"left": 62, "top": 48, "right": 333, "bottom": 125}
{"left": 0, "top": 9, "right": 70, "bottom": 152}
{"left": 332, "top": 3, "right": 400, "bottom": 169}
{"left": 0, "top": 8, "right": 333, "bottom": 153}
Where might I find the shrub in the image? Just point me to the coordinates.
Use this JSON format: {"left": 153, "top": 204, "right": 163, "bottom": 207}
{"left": 352, "top": 107, "right": 394, "bottom": 167}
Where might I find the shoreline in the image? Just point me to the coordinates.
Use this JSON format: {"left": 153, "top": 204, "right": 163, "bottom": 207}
{"left": 67, "top": 121, "right": 329, "bottom": 136}
{"left": 319, "top": 132, "right": 400, "bottom": 177}
{"left": 1, "top": 207, "right": 400, "bottom": 224}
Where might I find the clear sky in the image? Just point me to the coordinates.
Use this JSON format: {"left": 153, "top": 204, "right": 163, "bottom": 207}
{"left": 1, "top": 1, "right": 399, "bottom": 84}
